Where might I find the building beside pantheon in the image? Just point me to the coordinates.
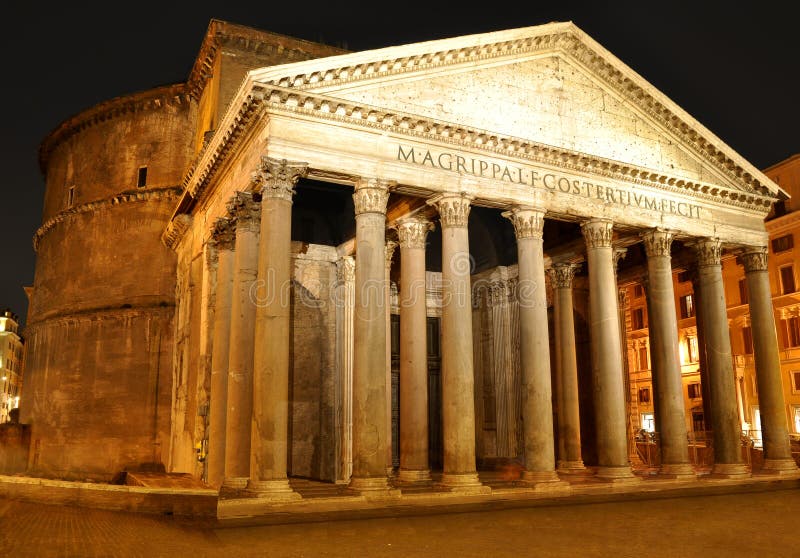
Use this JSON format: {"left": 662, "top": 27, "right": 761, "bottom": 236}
{"left": 17, "top": 18, "right": 799, "bottom": 496}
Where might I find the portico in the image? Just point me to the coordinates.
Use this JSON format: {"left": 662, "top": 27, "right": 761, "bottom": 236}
{"left": 162, "top": 22, "right": 798, "bottom": 505}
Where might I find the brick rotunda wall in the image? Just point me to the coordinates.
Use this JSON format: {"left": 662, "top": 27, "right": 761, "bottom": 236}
{"left": 21, "top": 85, "right": 196, "bottom": 481}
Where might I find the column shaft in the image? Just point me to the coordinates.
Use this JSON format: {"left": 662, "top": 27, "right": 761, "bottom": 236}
{"left": 505, "top": 207, "right": 562, "bottom": 486}
{"left": 693, "top": 240, "right": 748, "bottom": 477}
{"left": 348, "top": 179, "right": 394, "bottom": 493}
{"left": 581, "top": 219, "right": 637, "bottom": 481}
{"left": 549, "top": 264, "right": 585, "bottom": 471}
{"left": 429, "top": 193, "right": 487, "bottom": 493}
{"left": 396, "top": 218, "right": 432, "bottom": 482}
{"left": 642, "top": 229, "right": 694, "bottom": 478}
{"left": 247, "top": 157, "right": 306, "bottom": 499}
{"left": 207, "top": 220, "right": 235, "bottom": 487}
{"left": 742, "top": 248, "right": 799, "bottom": 474}
{"left": 222, "top": 193, "right": 260, "bottom": 490}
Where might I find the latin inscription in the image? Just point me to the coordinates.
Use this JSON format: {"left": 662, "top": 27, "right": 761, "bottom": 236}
{"left": 397, "top": 145, "right": 702, "bottom": 219}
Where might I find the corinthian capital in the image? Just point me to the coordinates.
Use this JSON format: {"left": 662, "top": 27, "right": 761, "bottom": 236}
{"left": 502, "top": 206, "right": 546, "bottom": 240}
{"left": 641, "top": 228, "right": 674, "bottom": 258}
{"left": 251, "top": 156, "right": 308, "bottom": 201}
{"left": 740, "top": 246, "right": 769, "bottom": 272}
{"left": 210, "top": 217, "right": 236, "bottom": 251}
{"left": 353, "top": 178, "right": 391, "bottom": 216}
{"left": 227, "top": 191, "right": 261, "bottom": 232}
{"left": 581, "top": 219, "right": 614, "bottom": 249}
{"left": 547, "top": 263, "right": 581, "bottom": 289}
{"left": 395, "top": 217, "right": 433, "bottom": 249}
{"left": 690, "top": 237, "right": 722, "bottom": 267}
{"left": 428, "top": 192, "right": 472, "bottom": 228}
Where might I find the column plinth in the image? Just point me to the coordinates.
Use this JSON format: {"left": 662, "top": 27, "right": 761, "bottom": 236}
{"left": 348, "top": 178, "right": 395, "bottom": 496}
{"left": 581, "top": 219, "right": 638, "bottom": 483}
{"left": 395, "top": 217, "right": 433, "bottom": 484}
{"left": 220, "top": 193, "right": 261, "bottom": 492}
{"left": 429, "top": 193, "right": 490, "bottom": 494}
{"left": 246, "top": 157, "right": 306, "bottom": 501}
{"left": 742, "top": 247, "right": 799, "bottom": 476}
{"left": 504, "top": 206, "right": 566, "bottom": 489}
{"left": 641, "top": 229, "right": 695, "bottom": 480}
{"left": 691, "top": 239, "right": 749, "bottom": 479}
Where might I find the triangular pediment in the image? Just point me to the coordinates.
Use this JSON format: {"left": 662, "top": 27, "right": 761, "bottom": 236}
{"left": 250, "top": 22, "right": 782, "bottom": 200}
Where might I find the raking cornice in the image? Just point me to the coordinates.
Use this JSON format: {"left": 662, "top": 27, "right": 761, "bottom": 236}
{"left": 250, "top": 22, "right": 780, "bottom": 200}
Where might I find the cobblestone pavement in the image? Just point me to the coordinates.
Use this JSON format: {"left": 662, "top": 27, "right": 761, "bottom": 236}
{"left": 1, "top": 484, "right": 797, "bottom": 558}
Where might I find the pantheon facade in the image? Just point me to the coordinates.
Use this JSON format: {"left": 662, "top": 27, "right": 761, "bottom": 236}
{"left": 19, "top": 19, "right": 798, "bottom": 497}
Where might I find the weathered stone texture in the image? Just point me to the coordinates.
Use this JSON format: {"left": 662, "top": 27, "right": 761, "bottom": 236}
{"left": 20, "top": 310, "right": 173, "bottom": 481}
{"left": 289, "top": 245, "right": 338, "bottom": 481}
{"left": 41, "top": 96, "right": 197, "bottom": 222}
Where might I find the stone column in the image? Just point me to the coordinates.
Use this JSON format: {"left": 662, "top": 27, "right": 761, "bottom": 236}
{"left": 335, "top": 256, "right": 355, "bottom": 483}
{"left": 221, "top": 192, "right": 261, "bottom": 490}
{"left": 581, "top": 219, "right": 637, "bottom": 481}
{"left": 385, "top": 239, "right": 398, "bottom": 475}
{"left": 503, "top": 206, "right": 564, "bottom": 488}
{"left": 429, "top": 193, "right": 488, "bottom": 493}
{"left": 547, "top": 263, "right": 585, "bottom": 473}
{"left": 247, "top": 157, "right": 307, "bottom": 500}
{"left": 691, "top": 239, "right": 748, "bottom": 478}
{"left": 206, "top": 218, "right": 235, "bottom": 487}
{"left": 348, "top": 178, "right": 396, "bottom": 495}
{"left": 641, "top": 229, "right": 695, "bottom": 479}
{"left": 396, "top": 217, "right": 433, "bottom": 483}
{"left": 741, "top": 247, "right": 799, "bottom": 475}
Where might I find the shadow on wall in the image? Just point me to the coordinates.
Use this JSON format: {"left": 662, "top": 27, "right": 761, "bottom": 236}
{"left": 0, "top": 409, "right": 31, "bottom": 474}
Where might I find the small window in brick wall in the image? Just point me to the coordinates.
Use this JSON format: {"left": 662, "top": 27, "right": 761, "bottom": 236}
{"left": 137, "top": 166, "right": 148, "bottom": 188}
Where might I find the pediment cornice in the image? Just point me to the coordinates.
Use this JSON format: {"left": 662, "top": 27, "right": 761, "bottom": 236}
{"left": 181, "top": 82, "right": 774, "bottom": 216}
{"left": 250, "top": 22, "right": 779, "bottom": 200}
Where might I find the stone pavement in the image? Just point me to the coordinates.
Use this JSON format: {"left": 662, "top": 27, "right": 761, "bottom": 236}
{"left": 0, "top": 478, "right": 797, "bottom": 558}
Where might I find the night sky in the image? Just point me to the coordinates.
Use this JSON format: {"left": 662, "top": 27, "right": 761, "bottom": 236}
{"left": 1, "top": 2, "right": 797, "bottom": 327}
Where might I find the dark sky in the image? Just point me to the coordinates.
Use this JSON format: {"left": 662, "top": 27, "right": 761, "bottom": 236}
{"left": 1, "top": 2, "right": 798, "bottom": 327}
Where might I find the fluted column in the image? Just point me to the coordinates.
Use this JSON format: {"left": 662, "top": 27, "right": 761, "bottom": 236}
{"left": 741, "top": 247, "right": 799, "bottom": 475}
{"left": 428, "top": 193, "right": 488, "bottom": 493}
{"left": 690, "top": 239, "right": 748, "bottom": 478}
{"left": 221, "top": 192, "right": 261, "bottom": 491}
{"left": 348, "top": 178, "right": 396, "bottom": 494}
{"left": 207, "top": 218, "right": 235, "bottom": 487}
{"left": 503, "top": 206, "right": 564, "bottom": 488}
{"left": 641, "top": 229, "right": 694, "bottom": 479}
{"left": 385, "top": 239, "right": 398, "bottom": 475}
{"left": 547, "top": 263, "right": 585, "bottom": 473}
{"left": 335, "top": 256, "right": 355, "bottom": 483}
{"left": 396, "top": 217, "right": 433, "bottom": 483}
{"left": 247, "top": 157, "right": 306, "bottom": 500}
{"left": 581, "top": 219, "right": 637, "bottom": 481}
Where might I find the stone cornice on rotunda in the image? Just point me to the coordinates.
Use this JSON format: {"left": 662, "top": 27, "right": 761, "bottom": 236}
{"left": 164, "top": 21, "right": 784, "bottom": 250}
{"left": 38, "top": 84, "right": 192, "bottom": 174}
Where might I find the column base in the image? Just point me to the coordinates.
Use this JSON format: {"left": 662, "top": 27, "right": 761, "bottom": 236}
{"left": 557, "top": 460, "right": 587, "bottom": 474}
{"left": 438, "top": 472, "right": 492, "bottom": 494}
{"left": 709, "top": 462, "right": 751, "bottom": 479}
{"left": 658, "top": 463, "right": 697, "bottom": 480}
{"left": 348, "top": 476, "right": 401, "bottom": 498}
{"left": 396, "top": 469, "right": 432, "bottom": 483}
{"left": 759, "top": 458, "right": 800, "bottom": 476}
{"left": 220, "top": 476, "right": 249, "bottom": 494}
{"left": 245, "top": 479, "right": 302, "bottom": 502}
{"left": 518, "top": 470, "right": 571, "bottom": 491}
{"left": 595, "top": 466, "right": 641, "bottom": 483}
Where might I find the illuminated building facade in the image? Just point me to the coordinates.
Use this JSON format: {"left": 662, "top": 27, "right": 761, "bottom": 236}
{"left": 0, "top": 309, "right": 23, "bottom": 423}
{"left": 16, "top": 19, "right": 799, "bottom": 504}
{"left": 622, "top": 153, "right": 800, "bottom": 466}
